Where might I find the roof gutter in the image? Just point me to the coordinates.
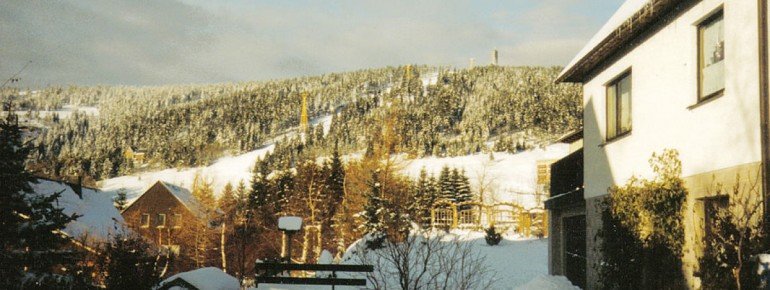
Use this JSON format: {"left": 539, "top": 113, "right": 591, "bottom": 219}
{"left": 556, "top": 0, "right": 688, "bottom": 83}
{"left": 758, "top": 0, "right": 770, "bottom": 235}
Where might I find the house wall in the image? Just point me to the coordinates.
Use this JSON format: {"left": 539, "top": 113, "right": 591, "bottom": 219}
{"left": 548, "top": 205, "right": 585, "bottom": 276}
{"left": 121, "top": 182, "right": 202, "bottom": 271}
{"left": 581, "top": 0, "right": 764, "bottom": 288}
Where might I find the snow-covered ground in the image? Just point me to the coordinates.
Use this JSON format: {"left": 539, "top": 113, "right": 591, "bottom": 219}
{"left": 247, "top": 232, "right": 576, "bottom": 290}
{"left": 100, "top": 143, "right": 276, "bottom": 203}
{"left": 100, "top": 114, "right": 335, "bottom": 202}
{"left": 402, "top": 144, "right": 569, "bottom": 209}
{"left": 421, "top": 71, "right": 439, "bottom": 87}
{"left": 15, "top": 104, "right": 100, "bottom": 119}
{"left": 100, "top": 141, "right": 567, "bottom": 209}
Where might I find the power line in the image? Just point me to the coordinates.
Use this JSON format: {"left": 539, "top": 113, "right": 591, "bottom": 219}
{"left": 1, "top": 61, "right": 32, "bottom": 89}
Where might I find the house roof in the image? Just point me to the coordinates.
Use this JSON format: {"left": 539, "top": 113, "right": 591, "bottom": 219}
{"left": 125, "top": 180, "right": 209, "bottom": 220}
{"left": 159, "top": 267, "right": 239, "bottom": 290}
{"left": 28, "top": 178, "right": 126, "bottom": 244}
{"left": 157, "top": 181, "right": 208, "bottom": 219}
{"left": 557, "top": 0, "right": 686, "bottom": 83}
{"left": 555, "top": 129, "right": 583, "bottom": 144}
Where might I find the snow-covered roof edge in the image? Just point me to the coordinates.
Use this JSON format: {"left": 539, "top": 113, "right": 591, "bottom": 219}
{"left": 557, "top": 0, "right": 685, "bottom": 83}
{"left": 123, "top": 180, "right": 208, "bottom": 220}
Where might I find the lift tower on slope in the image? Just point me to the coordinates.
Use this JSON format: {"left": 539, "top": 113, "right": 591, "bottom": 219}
{"left": 300, "top": 92, "right": 309, "bottom": 134}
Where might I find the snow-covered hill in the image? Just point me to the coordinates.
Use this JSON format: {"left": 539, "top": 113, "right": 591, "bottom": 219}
{"left": 402, "top": 144, "right": 568, "bottom": 209}
{"left": 100, "top": 142, "right": 568, "bottom": 209}
{"left": 100, "top": 114, "right": 335, "bottom": 203}
{"left": 100, "top": 143, "right": 275, "bottom": 203}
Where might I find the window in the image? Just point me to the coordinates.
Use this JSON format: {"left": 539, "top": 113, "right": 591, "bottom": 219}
{"left": 141, "top": 214, "right": 150, "bottom": 228}
{"left": 172, "top": 214, "right": 182, "bottom": 229}
{"left": 156, "top": 213, "right": 166, "bottom": 228}
{"left": 606, "top": 71, "right": 632, "bottom": 140}
{"left": 703, "top": 196, "right": 728, "bottom": 244}
{"left": 698, "top": 10, "right": 725, "bottom": 100}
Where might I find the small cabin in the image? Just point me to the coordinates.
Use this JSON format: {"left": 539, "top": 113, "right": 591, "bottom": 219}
{"left": 123, "top": 146, "right": 146, "bottom": 165}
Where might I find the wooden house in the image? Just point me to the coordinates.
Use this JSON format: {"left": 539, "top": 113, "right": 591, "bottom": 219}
{"left": 121, "top": 181, "right": 210, "bottom": 271}
{"left": 123, "top": 146, "right": 146, "bottom": 165}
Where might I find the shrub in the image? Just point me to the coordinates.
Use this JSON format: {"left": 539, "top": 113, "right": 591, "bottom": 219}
{"left": 484, "top": 226, "right": 502, "bottom": 246}
{"left": 597, "top": 149, "right": 687, "bottom": 289}
{"left": 698, "top": 175, "right": 767, "bottom": 290}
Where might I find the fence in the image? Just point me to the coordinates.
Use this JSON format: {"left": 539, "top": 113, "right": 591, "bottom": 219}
{"left": 429, "top": 200, "right": 548, "bottom": 237}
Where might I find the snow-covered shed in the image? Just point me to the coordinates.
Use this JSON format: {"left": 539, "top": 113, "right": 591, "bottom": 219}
{"left": 157, "top": 267, "right": 239, "bottom": 290}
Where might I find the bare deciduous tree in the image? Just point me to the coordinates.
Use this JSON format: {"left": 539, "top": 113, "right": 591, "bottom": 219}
{"left": 349, "top": 229, "right": 496, "bottom": 290}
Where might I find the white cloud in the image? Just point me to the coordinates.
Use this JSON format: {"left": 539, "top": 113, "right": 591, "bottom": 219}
{"left": 0, "top": 0, "right": 622, "bottom": 86}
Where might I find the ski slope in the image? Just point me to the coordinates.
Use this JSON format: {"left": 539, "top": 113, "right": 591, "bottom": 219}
{"left": 100, "top": 114, "right": 335, "bottom": 202}
{"left": 100, "top": 143, "right": 275, "bottom": 203}
{"left": 402, "top": 143, "right": 569, "bottom": 209}
{"left": 100, "top": 142, "right": 568, "bottom": 209}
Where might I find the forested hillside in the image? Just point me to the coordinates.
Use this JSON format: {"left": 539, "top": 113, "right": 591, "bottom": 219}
{"left": 3, "top": 65, "right": 581, "bottom": 183}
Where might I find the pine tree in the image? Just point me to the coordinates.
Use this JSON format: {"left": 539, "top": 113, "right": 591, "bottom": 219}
{"left": 413, "top": 168, "right": 434, "bottom": 227}
{"left": 192, "top": 173, "right": 216, "bottom": 212}
{"left": 0, "top": 109, "right": 79, "bottom": 288}
{"left": 455, "top": 169, "right": 473, "bottom": 209}
{"left": 249, "top": 160, "right": 270, "bottom": 223}
{"left": 438, "top": 166, "right": 455, "bottom": 202}
{"left": 114, "top": 189, "right": 128, "bottom": 211}
{"left": 218, "top": 182, "right": 236, "bottom": 217}
{"left": 361, "top": 170, "right": 385, "bottom": 235}
{"left": 101, "top": 232, "right": 163, "bottom": 290}
{"left": 324, "top": 144, "right": 345, "bottom": 226}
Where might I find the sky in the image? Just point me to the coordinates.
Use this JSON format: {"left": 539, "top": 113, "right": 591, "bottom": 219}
{"left": 0, "top": 0, "right": 624, "bottom": 86}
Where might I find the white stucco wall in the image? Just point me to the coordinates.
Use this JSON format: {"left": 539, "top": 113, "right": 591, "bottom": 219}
{"left": 583, "top": 0, "right": 763, "bottom": 198}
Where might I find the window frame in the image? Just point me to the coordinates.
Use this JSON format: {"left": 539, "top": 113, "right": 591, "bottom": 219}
{"left": 141, "top": 213, "right": 150, "bottom": 228}
{"left": 697, "top": 9, "right": 725, "bottom": 102}
{"left": 157, "top": 213, "right": 167, "bottom": 228}
{"left": 605, "top": 70, "right": 633, "bottom": 141}
{"left": 172, "top": 213, "right": 182, "bottom": 229}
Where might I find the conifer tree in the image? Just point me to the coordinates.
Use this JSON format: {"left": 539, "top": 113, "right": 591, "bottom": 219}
{"left": 413, "top": 167, "right": 435, "bottom": 227}
{"left": 249, "top": 160, "right": 270, "bottom": 223}
{"left": 455, "top": 169, "right": 473, "bottom": 209}
{"left": 218, "top": 182, "right": 236, "bottom": 218}
{"left": 101, "top": 232, "right": 163, "bottom": 290}
{"left": 0, "top": 108, "right": 79, "bottom": 288}
{"left": 361, "top": 170, "right": 385, "bottom": 245}
{"left": 438, "top": 166, "right": 455, "bottom": 202}
{"left": 114, "top": 189, "right": 128, "bottom": 211}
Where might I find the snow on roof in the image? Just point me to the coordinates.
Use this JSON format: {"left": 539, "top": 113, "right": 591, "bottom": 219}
{"left": 278, "top": 216, "right": 302, "bottom": 231}
{"left": 514, "top": 275, "right": 580, "bottom": 290}
{"left": 558, "top": 0, "right": 649, "bottom": 81}
{"left": 157, "top": 181, "right": 208, "bottom": 220}
{"left": 160, "top": 267, "right": 240, "bottom": 290}
{"left": 29, "top": 179, "right": 125, "bottom": 244}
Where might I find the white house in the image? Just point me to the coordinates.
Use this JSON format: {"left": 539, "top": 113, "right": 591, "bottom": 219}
{"left": 557, "top": 0, "right": 769, "bottom": 288}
